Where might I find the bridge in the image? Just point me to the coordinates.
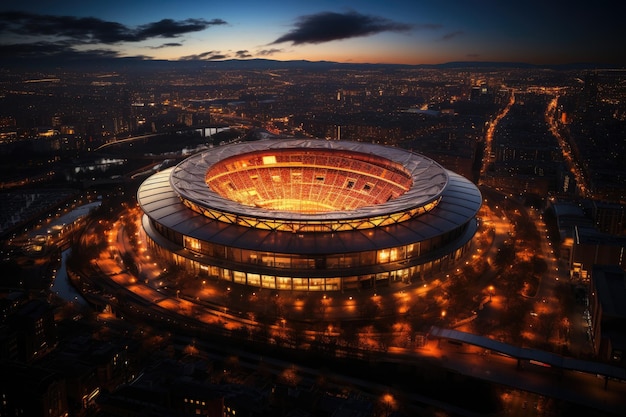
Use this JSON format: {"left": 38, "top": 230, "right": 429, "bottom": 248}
{"left": 428, "top": 326, "right": 626, "bottom": 388}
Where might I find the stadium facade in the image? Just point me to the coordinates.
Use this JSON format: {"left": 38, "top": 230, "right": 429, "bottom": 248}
{"left": 137, "top": 139, "right": 482, "bottom": 292}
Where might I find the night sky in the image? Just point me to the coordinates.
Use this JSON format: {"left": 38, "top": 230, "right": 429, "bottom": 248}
{"left": 0, "top": 0, "right": 624, "bottom": 66}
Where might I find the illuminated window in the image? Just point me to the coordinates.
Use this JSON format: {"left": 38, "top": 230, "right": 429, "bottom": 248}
{"left": 233, "top": 271, "right": 246, "bottom": 284}
{"left": 184, "top": 236, "right": 202, "bottom": 251}
{"left": 262, "top": 155, "right": 277, "bottom": 164}
{"left": 276, "top": 276, "right": 292, "bottom": 290}
{"left": 247, "top": 273, "right": 260, "bottom": 286}
{"left": 262, "top": 275, "right": 276, "bottom": 288}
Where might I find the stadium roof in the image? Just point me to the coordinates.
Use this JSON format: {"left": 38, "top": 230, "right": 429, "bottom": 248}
{"left": 169, "top": 139, "right": 449, "bottom": 224}
{"left": 138, "top": 166, "right": 481, "bottom": 255}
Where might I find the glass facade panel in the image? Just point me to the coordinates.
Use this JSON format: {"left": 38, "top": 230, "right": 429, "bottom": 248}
{"left": 242, "top": 250, "right": 256, "bottom": 264}
{"left": 360, "top": 251, "right": 375, "bottom": 266}
{"left": 342, "top": 276, "right": 359, "bottom": 290}
{"left": 261, "top": 275, "right": 276, "bottom": 289}
{"left": 343, "top": 253, "right": 358, "bottom": 268}
{"left": 146, "top": 228, "right": 477, "bottom": 291}
{"left": 233, "top": 270, "right": 246, "bottom": 284}
{"left": 275, "top": 256, "right": 291, "bottom": 268}
{"left": 183, "top": 236, "right": 201, "bottom": 252}
{"left": 276, "top": 277, "right": 292, "bottom": 290}
{"left": 325, "top": 278, "right": 341, "bottom": 291}
{"left": 210, "top": 243, "right": 225, "bottom": 259}
{"left": 292, "top": 278, "right": 308, "bottom": 291}
{"left": 407, "top": 243, "right": 420, "bottom": 257}
{"left": 220, "top": 268, "right": 232, "bottom": 281}
{"left": 260, "top": 253, "right": 275, "bottom": 266}
{"left": 142, "top": 195, "right": 478, "bottom": 292}
{"left": 292, "top": 257, "right": 315, "bottom": 269}
{"left": 326, "top": 255, "right": 341, "bottom": 268}
{"left": 376, "top": 272, "right": 389, "bottom": 282}
{"left": 309, "top": 278, "right": 325, "bottom": 291}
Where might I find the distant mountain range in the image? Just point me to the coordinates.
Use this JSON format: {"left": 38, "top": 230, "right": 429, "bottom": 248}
{"left": 0, "top": 56, "right": 621, "bottom": 72}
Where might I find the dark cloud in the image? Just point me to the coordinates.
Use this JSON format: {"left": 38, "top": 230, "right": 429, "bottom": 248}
{"left": 235, "top": 50, "right": 252, "bottom": 58}
{"left": 136, "top": 18, "right": 226, "bottom": 40}
{"left": 179, "top": 50, "right": 228, "bottom": 61}
{"left": 150, "top": 42, "right": 184, "bottom": 49}
{"left": 272, "top": 11, "right": 413, "bottom": 45}
{"left": 0, "top": 11, "right": 227, "bottom": 61}
{"left": 257, "top": 48, "right": 283, "bottom": 56}
{"left": 0, "top": 11, "right": 134, "bottom": 43}
{"left": 0, "top": 11, "right": 226, "bottom": 44}
{"left": 0, "top": 41, "right": 122, "bottom": 60}
{"left": 205, "top": 54, "right": 227, "bottom": 61}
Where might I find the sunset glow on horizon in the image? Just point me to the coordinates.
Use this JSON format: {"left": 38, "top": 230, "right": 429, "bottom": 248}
{"left": 0, "top": 0, "right": 623, "bottom": 67}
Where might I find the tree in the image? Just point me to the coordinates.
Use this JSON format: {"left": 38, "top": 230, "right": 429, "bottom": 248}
{"left": 537, "top": 311, "right": 559, "bottom": 346}
{"left": 494, "top": 241, "right": 515, "bottom": 268}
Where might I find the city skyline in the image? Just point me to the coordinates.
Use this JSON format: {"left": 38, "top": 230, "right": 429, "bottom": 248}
{"left": 1, "top": 0, "right": 624, "bottom": 67}
{"left": 1, "top": 52, "right": 626, "bottom": 415}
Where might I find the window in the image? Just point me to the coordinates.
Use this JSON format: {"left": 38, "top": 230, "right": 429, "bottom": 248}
{"left": 184, "top": 236, "right": 202, "bottom": 252}
{"left": 262, "top": 155, "right": 277, "bottom": 164}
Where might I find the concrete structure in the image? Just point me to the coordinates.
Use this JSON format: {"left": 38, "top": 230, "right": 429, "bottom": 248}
{"left": 589, "top": 264, "right": 626, "bottom": 365}
{"left": 137, "top": 139, "right": 481, "bottom": 292}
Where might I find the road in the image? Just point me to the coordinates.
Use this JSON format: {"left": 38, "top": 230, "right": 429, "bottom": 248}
{"left": 480, "top": 89, "right": 515, "bottom": 179}
{"left": 417, "top": 339, "right": 626, "bottom": 416}
{"left": 545, "top": 96, "right": 590, "bottom": 197}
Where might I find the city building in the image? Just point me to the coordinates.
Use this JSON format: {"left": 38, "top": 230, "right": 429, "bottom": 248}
{"left": 588, "top": 264, "right": 626, "bottom": 365}
{"left": 137, "top": 139, "right": 481, "bottom": 292}
{"left": 7, "top": 299, "right": 57, "bottom": 363}
{"left": 96, "top": 357, "right": 266, "bottom": 417}
{"left": 550, "top": 201, "right": 626, "bottom": 279}
{"left": 0, "top": 361, "right": 68, "bottom": 417}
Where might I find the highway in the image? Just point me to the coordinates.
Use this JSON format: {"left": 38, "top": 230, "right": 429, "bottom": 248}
{"left": 545, "top": 95, "right": 590, "bottom": 197}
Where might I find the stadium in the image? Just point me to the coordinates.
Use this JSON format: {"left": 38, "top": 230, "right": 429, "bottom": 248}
{"left": 137, "top": 139, "right": 481, "bottom": 292}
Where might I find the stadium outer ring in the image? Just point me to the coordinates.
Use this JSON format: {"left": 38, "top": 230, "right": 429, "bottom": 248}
{"left": 137, "top": 139, "right": 482, "bottom": 292}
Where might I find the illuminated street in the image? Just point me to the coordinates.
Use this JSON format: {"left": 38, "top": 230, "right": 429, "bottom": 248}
{"left": 57, "top": 190, "right": 625, "bottom": 416}
{"left": 2, "top": 60, "right": 625, "bottom": 417}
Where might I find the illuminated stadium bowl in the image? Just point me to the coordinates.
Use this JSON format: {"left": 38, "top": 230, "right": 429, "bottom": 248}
{"left": 137, "top": 139, "right": 481, "bottom": 292}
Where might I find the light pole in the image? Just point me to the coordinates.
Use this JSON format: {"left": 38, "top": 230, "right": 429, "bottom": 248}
{"left": 381, "top": 393, "right": 395, "bottom": 417}
{"left": 488, "top": 285, "right": 494, "bottom": 301}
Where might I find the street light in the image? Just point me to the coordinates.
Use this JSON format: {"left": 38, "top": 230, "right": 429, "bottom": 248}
{"left": 488, "top": 285, "right": 494, "bottom": 301}
{"left": 381, "top": 393, "right": 395, "bottom": 417}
